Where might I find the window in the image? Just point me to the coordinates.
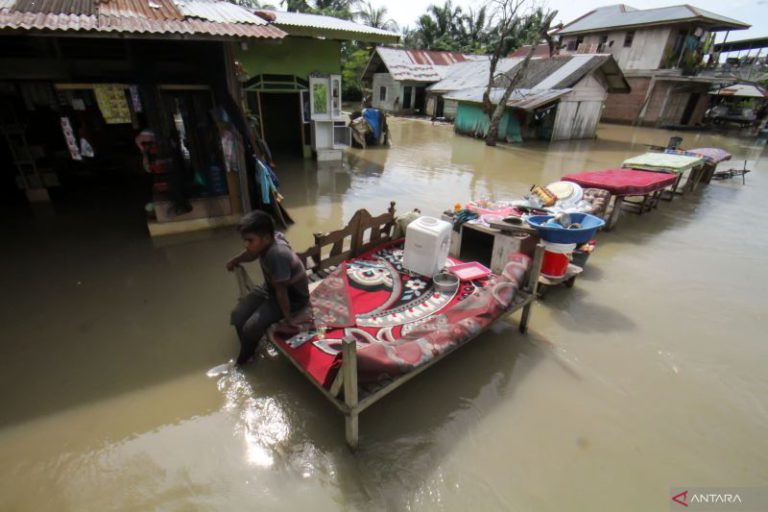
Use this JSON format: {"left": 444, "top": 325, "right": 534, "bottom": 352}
{"left": 379, "top": 86, "right": 387, "bottom": 102}
{"left": 598, "top": 34, "right": 608, "bottom": 52}
{"left": 624, "top": 31, "right": 635, "bottom": 48}
{"left": 576, "top": 36, "right": 584, "bottom": 50}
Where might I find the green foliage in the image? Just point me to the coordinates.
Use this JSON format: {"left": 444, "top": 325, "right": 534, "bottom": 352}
{"left": 356, "top": 1, "right": 398, "bottom": 31}
{"left": 341, "top": 44, "right": 372, "bottom": 101}
{"left": 409, "top": 1, "right": 490, "bottom": 52}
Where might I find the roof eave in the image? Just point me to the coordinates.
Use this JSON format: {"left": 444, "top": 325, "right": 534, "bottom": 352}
{"left": 556, "top": 19, "right": 749, "bottom": 36}
{"left": 0, "top": 26, "right": 287, "bottom": 41}
{"left": 273, "top": 24, "right": 399, "bottom": 43}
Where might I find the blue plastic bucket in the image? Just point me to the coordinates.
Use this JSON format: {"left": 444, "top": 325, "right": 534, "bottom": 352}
{"left": 526, "top": 213, "right": 605, "bottom": 244}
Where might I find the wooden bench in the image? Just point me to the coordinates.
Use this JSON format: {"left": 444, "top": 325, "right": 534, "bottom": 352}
{"left": 235, "top": 202, "right": 543, "bottom": 448}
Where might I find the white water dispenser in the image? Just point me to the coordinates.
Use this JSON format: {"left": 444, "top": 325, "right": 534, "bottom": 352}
{"left": 402, "top": 216, "right": 452, "bottom": 276}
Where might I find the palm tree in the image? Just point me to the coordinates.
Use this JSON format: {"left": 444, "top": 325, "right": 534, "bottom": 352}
{"left": 281, "top": 0, "right": 310, "bottom": 12}
{"left": 357, "top": 1, "right": 398, "bottom": 31}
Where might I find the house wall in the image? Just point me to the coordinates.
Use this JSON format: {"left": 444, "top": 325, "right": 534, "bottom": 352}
{"left": 444, "top": 99, "right": 458, "bottom": 119}
{"left": 235, "top": 37, "right": 341, "bottom": 78}
{"left": 562, "top": 27, "right": 671, "bottom": 70}
{"left": 454, "top": 102, "right": 523, "bottom": 142}
{"left": 552, "top": 73, "right": 607, "bottom": 140}
{"left": 372, "top": 72, "right": 399, "bottom": 111}
{"left": 652, "top": 82, "right": 712, "bottom": 127}
{"left": 603, "top": 76, "right": 651, "bottom": 123}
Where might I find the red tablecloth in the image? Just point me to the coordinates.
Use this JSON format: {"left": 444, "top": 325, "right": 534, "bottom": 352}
{"left": 562, "top": 168, "right": 678, "bottom": 196}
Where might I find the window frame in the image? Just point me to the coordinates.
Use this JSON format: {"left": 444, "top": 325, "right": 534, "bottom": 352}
{"left": 624, "top": 31, "right": 635, "bottom": 48}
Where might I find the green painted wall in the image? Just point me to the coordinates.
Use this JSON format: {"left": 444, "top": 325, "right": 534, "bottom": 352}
{"left": 235, "top": 37, "right": 341, "bottom": 79}
{"left": 454, "top": 102, "right": 522, "bottom": 143}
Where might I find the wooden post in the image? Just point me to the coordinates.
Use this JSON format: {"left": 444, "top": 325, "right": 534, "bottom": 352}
{"left": 635, "top": 76, "right": 657, "bottom": 126}
{"left": 342, "top": 336, "right": 359, "bottom": 449}
{"left": 520, "top": 243, "right": 544, "bottom": 334}
{"left": 606, "top": 195, "right": 623, "bottom": 230}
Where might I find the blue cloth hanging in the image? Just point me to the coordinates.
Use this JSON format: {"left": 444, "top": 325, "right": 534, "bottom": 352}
{"left": 256, "top": 159, "right": 276, "bottom": 205}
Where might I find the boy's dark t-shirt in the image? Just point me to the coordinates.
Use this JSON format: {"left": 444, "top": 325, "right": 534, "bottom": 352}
{"left": 260, "top": 232, "right": 310, "bottom": 310}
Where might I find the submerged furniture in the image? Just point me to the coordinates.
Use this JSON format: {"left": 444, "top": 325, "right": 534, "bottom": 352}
{"left": 562, "top": 168, "right": 679, "bottom": 230}
{"left": 684, "top": 148, "right": 732, "bottom": 184}
{"left": 622, "top": 152, "right": 704, "bottom": 196}
{"left": 235, "top": 203, "right": 544, "bottom": 448}
{"left": 712, "top": 160, "right": 750, "bottom": 184}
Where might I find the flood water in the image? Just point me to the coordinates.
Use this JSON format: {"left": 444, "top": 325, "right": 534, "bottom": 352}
{"left": 1, "top": 119, "right": 767, "bottom": 511}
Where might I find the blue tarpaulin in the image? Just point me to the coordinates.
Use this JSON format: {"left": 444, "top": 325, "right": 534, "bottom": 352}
{"left": 363, "top": 108, "right": 382, "bottom": 140}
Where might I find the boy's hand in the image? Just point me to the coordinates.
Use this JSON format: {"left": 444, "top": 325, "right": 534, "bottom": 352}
{"left": 225, "top": 256, "right": 241, "bottom": 271}
{"left": 274, "top": 317, "right": 300, "bottom": 335}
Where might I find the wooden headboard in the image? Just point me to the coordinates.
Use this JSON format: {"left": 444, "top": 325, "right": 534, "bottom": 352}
{"left": 298, "top": 201, "right": 397, "bottom": 274}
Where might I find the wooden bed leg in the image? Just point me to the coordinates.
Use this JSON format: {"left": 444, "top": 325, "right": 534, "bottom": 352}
{"left": 342, "top": 337, "right": 359, "bottom": 449}
{"left": 521, "top": 244, "right": 544, "bottom": 334}
{"left": 606, "top": 196, "right": 622, "bottom": 231}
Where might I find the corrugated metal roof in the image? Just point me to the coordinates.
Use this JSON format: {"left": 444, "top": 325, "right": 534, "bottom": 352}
{"left": 375, "top": 47, "right": 482, "bottom": 82}
{"left": 557, "top": 4, "right": 749, "bottom": 35}
{"left": 533, "top": 54, "right": 594, "bottom": 89}
{"left": 428, "top": 58, "right": 521, "bottom": 93}
{"left": 710, "top": 83, "right": 768, "bottom": 98}
{"left": 0, "top": 0, "right": 286, "bottom": 38}
{"left": 254, "top": 9, "right": 398, "bottom": 39}
{"left": 175, "top": 0, "right": 265, "bottom": 24}
{"left": 99, "top": 0, "right": 182, "bottom": 21}
{"left": 13, "top": 0, "right": 94, "bottom": 16}
{"left": 489, "top": 54, "right": 629, "bottom": 93}
{"left": 508, "top": 43, "right": 551, "bottom": 59}
{"left": 444, "top": 86, "right": 572, "bottom": 110}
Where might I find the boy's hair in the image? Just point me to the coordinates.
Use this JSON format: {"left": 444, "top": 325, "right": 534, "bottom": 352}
{"left": 237, "top": 211, "right": 275, "bottom": 237}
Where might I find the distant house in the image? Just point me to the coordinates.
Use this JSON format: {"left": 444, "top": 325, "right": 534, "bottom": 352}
{"left": 360, "top": 47, "right": 485, "bottom": 114}
{"left": 243, "top": 10, "right": 399, "bottom": 159}
{"left": 554, "top": 4, "right": 750, "bottom": 127}
{"left": 426, "top": 58, "right": 521, "bottom": 119}
{"left": 446, "top": 55, "right": 629, "bottom": 142}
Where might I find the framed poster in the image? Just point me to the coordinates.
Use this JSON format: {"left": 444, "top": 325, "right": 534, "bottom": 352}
{"left": 310, "top": 77, "right": 329, "bottom": 120}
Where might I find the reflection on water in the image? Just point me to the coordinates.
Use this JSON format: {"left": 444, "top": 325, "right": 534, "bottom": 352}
{"left": 0, "top": 119, "right": 767, "bottom": 511}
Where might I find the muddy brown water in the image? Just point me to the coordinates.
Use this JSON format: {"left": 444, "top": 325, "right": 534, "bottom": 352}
{"left": 1, "top": 119, "right": 766, "bottom": 511}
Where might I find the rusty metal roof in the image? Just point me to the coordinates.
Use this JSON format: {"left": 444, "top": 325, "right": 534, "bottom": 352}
{"left": 372, "top": 47, "right": 484, "bottom": 82}
{"left": 444, "top": 86, "right": 572, "bottom": 111}
{"left": 0, "top": 0, "right": 286, "bottom": 39}
{"left": 13, "top": 0, "right": 94, "bottom": 15}
{"left": 98, "top": 0, "right": 182, "bottom": 21}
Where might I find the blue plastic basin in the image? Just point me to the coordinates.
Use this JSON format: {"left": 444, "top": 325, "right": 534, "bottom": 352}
{"left": 526, "top": 213, "right": 606, "bottom": 244}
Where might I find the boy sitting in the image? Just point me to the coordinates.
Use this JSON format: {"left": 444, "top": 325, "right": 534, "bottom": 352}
{"left": 226, "top": 211, "right": 310, "bottom": 365}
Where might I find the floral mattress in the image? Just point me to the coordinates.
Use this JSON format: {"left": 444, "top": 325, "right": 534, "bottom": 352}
{"left": 272, "top": 241, "right": 531, "bottom": 389}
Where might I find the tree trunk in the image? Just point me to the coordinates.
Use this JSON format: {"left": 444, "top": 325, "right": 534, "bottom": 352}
{"left": 484, "top": 44, "right": 536, "bottom": 146}
{"left": 484, "top": 9, "right": 556, "bottom": 146}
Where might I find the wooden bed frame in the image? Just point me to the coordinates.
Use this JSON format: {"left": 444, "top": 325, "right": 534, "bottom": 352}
{"left": 235, "top": 202, "right": 544, "bottom": 448}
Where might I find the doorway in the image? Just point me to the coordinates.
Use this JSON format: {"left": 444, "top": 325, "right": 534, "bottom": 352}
{"left": 257, "top": 92, "right": 303, "bottom": 157}
{"left": 680, "top": 93, "right": 701, "bottom": 125}
{"left": 414, "top": 87, "right": 426, "bottom": 114}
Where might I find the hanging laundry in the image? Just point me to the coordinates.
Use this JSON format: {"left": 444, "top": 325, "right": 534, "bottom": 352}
{"left": 80, "top": 138, "right": 94, "bottom": 158}
{"left": 60, "top": 117, "right": 82, "bottom": 161}
{"left": 129, "top": 85, "right": 143, "bottom": 113}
